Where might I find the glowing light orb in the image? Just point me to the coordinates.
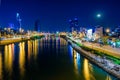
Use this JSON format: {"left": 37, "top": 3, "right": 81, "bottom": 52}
{"left": 97, "top": 14, "right": 101, "bottom": 18}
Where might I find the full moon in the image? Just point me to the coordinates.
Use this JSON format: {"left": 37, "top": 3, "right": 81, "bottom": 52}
{"left": 97, "top": 14, "right": 101, "bottom": 18}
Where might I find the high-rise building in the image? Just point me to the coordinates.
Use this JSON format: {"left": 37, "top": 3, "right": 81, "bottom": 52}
{"left": 69, "top": 19, "right": 74, "bottom": 32}
{"left": 74, "top": 17, "right": 79, "bottom": 31}
{"left": 69, "top": 17, "right": 79, "bottom": 32}
{"left": 16, "top": 13, "right": 22, "bottom": 29}
{"left": 113, "top": 26, "right": 120, "bottom": 37}
{"left": 94, "top": 26, "right": 103, "bottom": 39}
{"left": 34, "top": 19, "right": 40, "bottom": 32}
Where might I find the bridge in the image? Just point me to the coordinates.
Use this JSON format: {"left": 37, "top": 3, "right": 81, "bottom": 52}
{"left": 0, "top": 32, "right": 67, "bottom": 45}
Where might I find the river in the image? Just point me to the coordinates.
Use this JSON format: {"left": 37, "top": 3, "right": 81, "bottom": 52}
{"left": 0, "top": 37, "right": 117, "bottom": 80}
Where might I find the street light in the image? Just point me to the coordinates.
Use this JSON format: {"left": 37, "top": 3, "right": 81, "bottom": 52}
{"left": 106, "top": 28, "right": 110, "bottom": 36}
{"left": 106, "top": 28, "right": 110, "bottom": 33}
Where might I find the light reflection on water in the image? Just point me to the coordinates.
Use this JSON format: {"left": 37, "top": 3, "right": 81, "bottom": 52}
{"left": 33, "top": 40, "right": 39, "bottom": 60}
{"left": 73, "top": 50, "right": 79, "bottom": 75}
{"left": 19, "top": 42, "right": 25, "bottom": 77}
{"left": 0, "top": 38, "right": 117, "bottom": 80}
{"left": 28, "top": 40, "right": 39, "bottom": 62}
{"left": 4, "top": 44, "right": 14, "bottom": 77}
{"left": 83, "top": 59, "right": 90, "bottom": 80}
{"left": 69, "top": 44, "right": 114, "bottom": 80}
{"left": 0, "top": 52, "right": 2, "bottom": 80}
{"left": 106, "top": 75, "right": 112, "bottom": 80}
{"left": 28, "top": 41, "right": 32, "bottom": 62}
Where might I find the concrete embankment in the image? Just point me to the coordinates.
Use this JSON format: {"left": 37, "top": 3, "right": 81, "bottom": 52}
{"left": 0, "top": 38, "right": 30, "bottom": 46}
{"left": 0, "top": 36, "right": 44, "bottom": 46}
{"left": 67, "top": 38, "right": 120, "bottom": 79}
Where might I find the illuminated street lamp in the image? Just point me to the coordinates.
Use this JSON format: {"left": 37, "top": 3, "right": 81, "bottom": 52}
{"left": 106, "top": 28, "right": 110, "bottom": 33}
{"left": 106, "top": 28, "right": 110, "bottom": 36}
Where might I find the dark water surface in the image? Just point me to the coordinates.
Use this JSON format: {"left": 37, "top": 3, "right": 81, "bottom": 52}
{"left": 0, "top": 37, "right": 117, "bottom": 80}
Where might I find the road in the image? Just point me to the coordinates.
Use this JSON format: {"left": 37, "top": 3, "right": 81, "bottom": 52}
{"left": 68, "top": 36, "right": 120, "bottom": 59}
{"left": 82, "top": 42, "right": 120, "bottom": 58}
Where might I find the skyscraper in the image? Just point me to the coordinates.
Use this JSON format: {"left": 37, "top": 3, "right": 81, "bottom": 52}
{"left": 74, "top": 17, "right": 79, "bottom": 31}
{"left": 16, "top": 13, "right": 22, "bottom": 29}
{"left": 69, "top": 17, "right": 79, "bottom": 32}
{"left": 69, "top": 19, "right": 74, "bottom": 32}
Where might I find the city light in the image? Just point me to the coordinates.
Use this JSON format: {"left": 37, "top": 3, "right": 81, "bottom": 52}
{"left": 0, "top": 0, "right": 120, "bottom": 80}
{"left": 106, "top": 28, "right": 110, "bottom": 33}
{"left": 87, "top": 29, "right": 93, "bottom": 40}
{"left": 16, "top": 13, "right": 19, "bottom": 17}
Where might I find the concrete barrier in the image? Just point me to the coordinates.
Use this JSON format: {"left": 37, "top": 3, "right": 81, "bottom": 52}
{"left": 67, "top": 38, "right": 120, "bottom": 79}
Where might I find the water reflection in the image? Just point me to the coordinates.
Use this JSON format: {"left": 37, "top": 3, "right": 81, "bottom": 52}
{"left": 33, "top": 40, "right": 39, "bottom": 60}
{"left": 0, "top": 38, "right": 117, "bottom": 80}
{"left": 4, "top": 44, "right": 14, "bottom": 76}
{"left": 19, "top": 42, "right": 25, "bottom": 77}
{"left": 73, "top": 50, "right": 78, "bottom": 74}
{"left": 70, "top": 45, "right": 113, "bottom": 80}
{"left": 60, "top": 38, "right": 67, "bottom": 53}
{"left": 0, "top": 52, "right": 2, "bottom": 80}
{"left": 60, "top": 38, "right": 67, "bottom": 46}
{"left": 28, "top": 41, "right": 32, "bottom": 62}
{"left": 56, "top": 37, "right": 60, "bottom": 54}
{"left": 106, "top": 75, "right": 112, "bottom": 80}
{"left": 73, "top": 50, "right": 81, "bottom": 78}
{"left": 40, "top": 38, "right": 43, "bottom": 50}
{"left": 83, "top": 59, "right": 90, "bottom": 80}
{"left": 52, "top": 37, "right": 55, "bottom": 49}
{"left": 69, "top": 45, "right": 73, "bottom": 58}
{"left": 28, "top": 40, "right": 39, "bottom": 62}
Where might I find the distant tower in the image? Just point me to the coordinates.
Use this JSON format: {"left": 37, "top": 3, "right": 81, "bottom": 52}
{"left": 74, "top": 17, "right": 79, "bottom": 31}
{"left": 69, "top": 17, "right": 79, "bottom": 32}
{"left": 16, "top": 13, "right": 22, "bottom": 29}
{"left": 8, "top": 23, "right": 14, "bottom": 29}
{"left": 69, "top": 19, "right": 74, "bottom": 32}
{"left": 34, "top": 19, "right": 40, "bottom": 32}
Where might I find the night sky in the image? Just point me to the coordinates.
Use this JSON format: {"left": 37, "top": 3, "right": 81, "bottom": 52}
{"left": 0, "top": 0, "right": 120, "bottom": 32}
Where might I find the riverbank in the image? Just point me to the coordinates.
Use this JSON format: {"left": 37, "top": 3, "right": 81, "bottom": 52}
{"left": 63, "top": 36, "right": 120, "bottom": 79}
{"left": 0, "top": 35, "right": 44, "bottom": 46}
{"left": 67, "top": 36, "right": 120, "bottom": 64}
{"left": 0, "top": 38, "right": 29, "bottom": 46}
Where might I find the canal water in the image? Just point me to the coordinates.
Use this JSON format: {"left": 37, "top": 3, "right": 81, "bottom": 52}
{"left": 0, "top": 37, "right": 117, "bottom": 80}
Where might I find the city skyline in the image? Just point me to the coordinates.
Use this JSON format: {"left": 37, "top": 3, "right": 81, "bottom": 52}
{"left": 0, "top": 1, "right": 120, "bottom": 79}
{"left": 0, "top": 0, "right": 120, "bottom": 32}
